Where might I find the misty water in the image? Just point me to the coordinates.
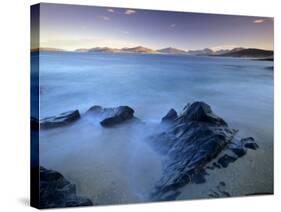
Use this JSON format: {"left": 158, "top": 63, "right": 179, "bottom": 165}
{"left": 37, "top": 52, "right": 273, "bottom": 204}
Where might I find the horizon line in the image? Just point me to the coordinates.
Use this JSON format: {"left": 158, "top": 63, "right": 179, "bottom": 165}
{"left": 31, "top": 45, "right": 274, "bottom": 52}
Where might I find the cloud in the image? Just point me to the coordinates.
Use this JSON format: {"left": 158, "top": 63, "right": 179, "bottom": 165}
{"left": 254, "top": 19, "right": 265, "bottom": 24}
{"left": 170, "top": 24, "right": 176, "bottom": 28}
{"left": 107, "top": 8, "right": 115, "bottom": 13}
{"left": 99, "top": 16, "right": 110, "bottom": 21}
{"left": 125, "top": 9, "right": 136, "bottom": 15}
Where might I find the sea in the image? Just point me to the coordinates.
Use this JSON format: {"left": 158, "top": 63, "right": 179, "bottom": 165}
{"left": 33, "top": 52, "right": 273, "bottom": 205}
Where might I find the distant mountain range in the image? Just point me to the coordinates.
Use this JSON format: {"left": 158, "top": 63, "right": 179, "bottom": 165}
{"left": 121, "top": 46, "right": 159, "bottom": 54}
{"left": 157, "top": 47, "right": 187, "bottom": 54}
{"left": 188, "top": 48, "right": 213, "bottom": 56}
{"left": 218, "top": 48, "right": 273, "bottom": 58}
{"left": 32, "top": 46, "right": 273, "bottom": 59}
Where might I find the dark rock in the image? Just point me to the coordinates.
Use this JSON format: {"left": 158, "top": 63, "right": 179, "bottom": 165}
{"left": 180, "top": 101, "right": 227, "bottom": 126}
{"left": 227, "top": 137, "right": 251, "bottom": 157}
{"left": 161, "top": 109, "right": 178, "bottom": 123}
{"left": 100, "top": 107, "right": 134, "bottom": 127}
{"left": 245, "top": 143, "right": 259, "bottom": 150}
{"left": 87, "top": 105, "right": 135, "bottom": 127}
{"left": 209, "top": 192, "right": 220, "bottom": 198}
{"left": 213, "top": 162, "right": 221, "bottom": 169}
{"left": 39, "top": 166, "right": 93, "bottom": 209}
{"left": 150, "top": 102, "right": 234, "bottom": 200}
{"left": 230, "top": 147, "right": 247, "bottom": 157}
{"left": 40, "top": 110, "right": 80, "bottom": 129}
{"left": 206, "top": 166, "right": 215, "bottom": 170}
{"left": 209, "top": 181, "right": 231, "bottom": 198}
{"left": 191, "top": 170, "right": 208, "bottom": 184}
{"left": 221, "top": 191, "right": 231, "bottom": 197}
{"left": 243, "top": 137, "right": 259, "bottom": 150}
{"left": 217, "top": 154, "right": 237, "bottom": 168}
{"left": 219, "top": 181, "right": 226, "bottom": 187}
{"left": 149, "top": 101, "right": 255, "bottom": 201}
{"left": 209, "top": 193, "right": 219, "bottom": 198}
{"left": 87, "top": 105, "right": 103, "bottom": 113}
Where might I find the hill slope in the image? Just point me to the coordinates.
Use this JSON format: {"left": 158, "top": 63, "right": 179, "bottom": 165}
{"left": 158, "top": 47, "right": 187, "bottom": 54}
{"left": 219, "top": 48, "right": 273, "bottom": 58}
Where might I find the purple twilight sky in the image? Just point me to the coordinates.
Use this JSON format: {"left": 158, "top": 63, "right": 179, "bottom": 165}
{"left": 35, "top": 3, "right": 274, "bottom": 51}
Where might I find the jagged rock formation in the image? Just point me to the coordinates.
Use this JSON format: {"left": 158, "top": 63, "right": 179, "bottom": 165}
{"left": 149, "top": 102, "right": 258, "bottom": 201}
{"left": 39, "top": 105, "right": 140, "bottom": 130}
{"left": 40, "top": 110, "right": 80, "bottom": 129}
{"left": 161, "top": 108, "right": 178, "bottom": 124}
{"left": 87, "top": 105, "right": 136, "bottom": 127}
{"left": 39, "top": 166, "right": 93, "bottom": 208}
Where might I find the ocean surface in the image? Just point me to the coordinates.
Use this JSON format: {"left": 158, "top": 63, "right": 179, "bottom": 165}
{"left": 35, "top": 52, "right": 273, "bottom": 204}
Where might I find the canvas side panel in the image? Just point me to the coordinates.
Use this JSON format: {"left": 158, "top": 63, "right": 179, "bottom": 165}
{"left": 30, "top": 4, "right": 40, "bottom": 209}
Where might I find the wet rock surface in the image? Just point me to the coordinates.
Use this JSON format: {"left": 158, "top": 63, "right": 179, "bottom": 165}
{"left": 161, "top": 108, "right": 178, "bottom": 124}
{"left": 87, "top": 105, "right": 136, "bottom": 127}
{"left": 39, "top": 166, "right": 93, "bottom": 208}
{"left": 149, "top": 101, "right": 258, "bottom": 201}
{"left": 39, "top": 105, "right": 141, "bottom": 130}
{"left": 40, "top": 110, "right": 80, "bottom": 129}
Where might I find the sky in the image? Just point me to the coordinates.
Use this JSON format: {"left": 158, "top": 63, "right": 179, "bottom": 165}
{"left": 33, "top": 3, "right": 274, "bottom": 51}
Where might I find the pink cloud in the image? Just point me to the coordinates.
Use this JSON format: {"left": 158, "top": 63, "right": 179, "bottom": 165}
{"left": 107, "top": 8, "right": 114, "bottom": 13}
{"left": 254, "top": 19, "right": 265, "bottom": 24}
{"left": 125, "top": 9, "right": 136, "bottom": 15}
